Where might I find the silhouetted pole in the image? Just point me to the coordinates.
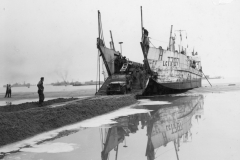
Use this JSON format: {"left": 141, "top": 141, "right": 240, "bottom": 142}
{"left": 141, "top": 6, "right": 143, "bottom": 37}
{"left": 173, "top": 140, "right": 179, "bottom": 160}
{"left": 123, "top": 138, "right": 127, "bottom": 147}
{"left": 169, "top": 25, "right": 173, "bottom": 51}
{"left": 110, "top": 30, "right": 115, "bottom": 51}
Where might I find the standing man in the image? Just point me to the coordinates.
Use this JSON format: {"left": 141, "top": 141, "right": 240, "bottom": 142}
{"left": 7, "top": 84, "right": 11, "bottom": 98}
{"left": 37, "top": 77, "right": 44, "bottom": 106}
{"left": 4, "top": 84, "right": 9, "bottom": 98}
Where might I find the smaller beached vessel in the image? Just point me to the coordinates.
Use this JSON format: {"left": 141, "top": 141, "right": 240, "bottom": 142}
{"left": 96, "top": 10, "right": 144, "bottom": 95}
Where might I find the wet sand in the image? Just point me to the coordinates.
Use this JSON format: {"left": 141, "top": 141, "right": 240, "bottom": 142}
{"left": 0, "top": 84, "right": 240, "bottom": 148}
{"left": 0, "top": 87, "right": 96, "bottom": 102}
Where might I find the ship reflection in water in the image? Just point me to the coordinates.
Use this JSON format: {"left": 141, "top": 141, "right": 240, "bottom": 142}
{"left": 0, "top": 95, "right": 204, "bottom": 160}
{"left": 101, "top": 95, "right": 204, "bottom": 160}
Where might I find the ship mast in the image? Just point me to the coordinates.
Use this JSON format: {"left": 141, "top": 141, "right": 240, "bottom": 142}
{"left": 110, "top": 30, "right": 115, "bottom": 51}
{"left": 97, "top": 11, "right": 101, "bottom": 91}
{"left": 140, "top": 6, "right": 152, "bottom": 75}
{"left": 141, "top": 6, "right": 143, "bottom": 38}
{"left": 168, "top": 25, "right": 173, "bottom": 51}
{"left": 97, "top": 11, "right": 111, "bottom": 76}
{"left": 175, "top": 29, "right": 186, "bottom": 53}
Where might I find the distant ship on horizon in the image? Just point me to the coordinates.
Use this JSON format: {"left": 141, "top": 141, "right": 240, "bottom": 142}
{"left": 72, "top": 81, "right": 83, "bottom": 86}
{"left": 3, "top": 82, "right": 30, "bottom": 88}
{"left": 51, "top": 81, "right": 70, "bottom": 86}
{"left": 202, "top": 75, "right": 223, "bottom": 79}
{"left": 51, "top": 80, "right": 103, "bottom": 86}
{"left": 84, "top": 80, "right": 104, "bottom": 85}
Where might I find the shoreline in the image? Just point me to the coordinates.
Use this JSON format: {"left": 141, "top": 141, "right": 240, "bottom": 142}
{"left": 1, "top": 84, "right": 240, "bottom": 147}
{"left": 0, "top": 87, "right": 96, "bottom": 105}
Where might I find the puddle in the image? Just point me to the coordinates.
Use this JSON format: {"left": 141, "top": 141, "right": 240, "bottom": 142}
{"left": 138, "top": 99, "right": 171, "bottom": 105}
{"left": 0, "top": 103, "right": 151, "bottom": 155}
{"left": 1, "top": 92, "right": 240, "bottom": 159}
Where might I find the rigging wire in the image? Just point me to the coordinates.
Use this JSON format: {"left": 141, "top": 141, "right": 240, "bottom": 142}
{"left": 149, "top": 37, "right": 168, "bottom": 43}
{"left": 96, "top": 51, "right": 99, "bottom": 93}
{"left": 98, "top": 50, "right": 101, "bottom": 89}
{"left": 149, "top": 39, "right": 156, "bottom": 48}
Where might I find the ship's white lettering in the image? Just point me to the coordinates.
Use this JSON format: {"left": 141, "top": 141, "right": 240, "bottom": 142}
{"left": 163, "top": 57, "right": 179, "bottom": 67}
{"left": 152, "top": 121, "right": 183, "bottom": 136}
{"left": 166, "top": 122, "right": 183, "bottom": 134}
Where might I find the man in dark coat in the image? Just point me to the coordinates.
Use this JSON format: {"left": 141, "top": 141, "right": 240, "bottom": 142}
{"left": 4, "top": 84, "right": 9, "bottom": 98}
{"left": 37, "top": 77, "right": 45, "bottom": 106}
{"left": 7, "top": 84, "right": 11, "bottom": 98}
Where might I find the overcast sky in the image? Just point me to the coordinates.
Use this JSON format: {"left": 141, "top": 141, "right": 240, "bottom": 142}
{"left": 0, "top": 0, "right": 239, "bottom": 85}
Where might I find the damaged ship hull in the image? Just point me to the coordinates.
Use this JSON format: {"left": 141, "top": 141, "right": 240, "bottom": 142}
{"left": 142, "top": 77, "right": 201, "bottom": 96}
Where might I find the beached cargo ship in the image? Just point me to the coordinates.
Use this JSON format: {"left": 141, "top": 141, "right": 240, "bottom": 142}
{"left": 140, "top": 7, "right": 202, "bottom": 95}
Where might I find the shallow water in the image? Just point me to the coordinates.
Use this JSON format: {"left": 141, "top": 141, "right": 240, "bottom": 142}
{"left": 1, "top": 91, "right": 240, "bottom": 160}
{"left": 0, "top": 77, "right": 239, "bottom": 94}
{"left": 1, "top": 78, "right": 239, "bottom": 106}
{"left": 0, "top": 85, "right": 96, "bottom": 94}
{"left": 201, "top": 77, "right": 240, "bottom": 86}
